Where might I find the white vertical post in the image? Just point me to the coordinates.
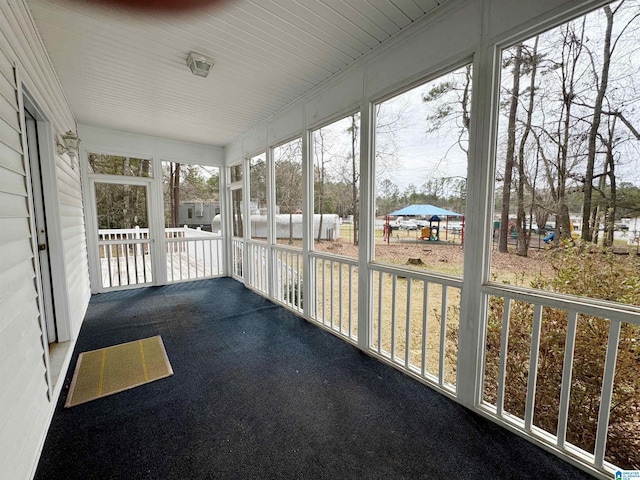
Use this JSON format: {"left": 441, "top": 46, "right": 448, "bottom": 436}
{"left": 421, "top": 280, "right": 430, "bottom": 377}
{"left": 496, "top": 297, "right": 512, "bottom": 417}
{"left": 439, "top": 285, "right": 448, "bottom": 387}
{"left": 242, "top": 158, "right": 250, "bottom": 286}
{"left": 219, "top": 165, "right": 229, "bottom": 276}
{"left": 266, "top": 147, "right": 274, "bottom": 298}
{"left": 348, "top": 265, "right": 353, "bottom": 338}
{"left": 456, "top": 43, "right": 500, "bottom": 408}
{"left": 377, "top": 272, "right": 383, "bottom": 354}
{"left": 357, "top": 100, "right": 373, "bottom": 351}
{"left": 405, "top": 278, "right": 412, "bottom": 369}
{"left": 524, "top": 304, "right": 543, "bottom": 431}
{"left": 302, "top": 129, "right": 312, "bottom": 320}
{"left": 391, "top": 275, "right": 397, "bottom": 361}
{"left": 330, "top": 260, "right": 335, "bottom": 329}
{"left": 557, "top": 311, "right": 578, "bottom": 449}
{"left": 339, "top": 262, "right": 344, "bottom": 334}
{"left": 150, "top": 158, "right": 167, "bottom": 286}
{"left": 594, "top": 319, "right": 621, "bottom": 468}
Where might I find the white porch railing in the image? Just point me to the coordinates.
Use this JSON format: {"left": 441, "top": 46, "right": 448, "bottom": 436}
{"left": 220, "top": 238, "right": 640, "bottom": 476}
{"left": 98, "top": 227, "right": 152, "bottom": 288}
{"left": 272, "top": 245, "right": 303, "bottom": 314}
{"left": 246, "top": 240, "right": 268, "bottom": 294}
{"left": 480, "top": 285, "right": 640, "bottom": 474}
{"left": 232, "top": 238, "right": 244, "bottom": 279}
{"left": 309, "top": 252, "right": 359, "bottom": 343}
{"left": 97, "top": 226, "right": 223, "bottom": 288}
{"left": 165, "top": 227, "right": 224, "bottom": 282}
{"left": 370, "top": 264, "right": 462, "bottom": 394}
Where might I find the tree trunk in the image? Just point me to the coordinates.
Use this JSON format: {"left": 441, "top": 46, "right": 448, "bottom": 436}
{"left": 516, "top": 39, "right": 538, "bottom": 257}
{"left": 123, "top": 157, "right": 131, "bottom": 228}
{"left": 351, "top": 115, "right": 359, "bottom": 247}
{"left": 172, "top": 163, "right": 181, "bottom": 227}
{"left": 582, "top": 5, "right": 613, "bottom": 242}
{"left": 289, "top": 212, "right": 293, "bottom": 245}
{"left": 499, "top": 43, "right": 523, "bottom": 253}
{"left": 604, "top": 116, "right": 618, "bottom": 248}
{"left": 556, "top": 20, "right": 585, "bottom": 244}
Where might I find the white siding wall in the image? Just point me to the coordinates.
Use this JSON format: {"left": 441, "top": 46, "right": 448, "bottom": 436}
{"left": 0, "top": 1, "right": 90, "bottom": 479}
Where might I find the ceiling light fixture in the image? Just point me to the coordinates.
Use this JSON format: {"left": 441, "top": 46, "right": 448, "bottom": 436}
{"left": 186, "top": 51, "right": 213, "bottom": 78}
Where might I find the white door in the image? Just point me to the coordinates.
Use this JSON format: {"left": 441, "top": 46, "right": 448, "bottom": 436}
{"left": 24, "top": 109, "right": 57, "bottom": 343}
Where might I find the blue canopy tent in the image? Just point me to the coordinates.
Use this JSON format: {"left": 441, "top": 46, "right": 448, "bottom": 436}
{"left": 388, "top": 204, "right": 463, "bottom": 242}
{"left": 389, "top": 204, "right": 462, "bottom": 217}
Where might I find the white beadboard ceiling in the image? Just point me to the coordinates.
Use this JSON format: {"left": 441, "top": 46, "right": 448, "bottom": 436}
{"left": 26, "top": 0, "right": 444, "bottom": 146}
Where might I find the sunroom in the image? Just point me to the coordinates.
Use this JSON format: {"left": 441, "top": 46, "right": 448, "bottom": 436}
{"left": 1, "top": 0, "right": 638, "bottom": 479}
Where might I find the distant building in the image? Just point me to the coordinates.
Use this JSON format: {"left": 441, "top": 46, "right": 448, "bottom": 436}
{"left": 211, "top": 213, "right": 340, "bottom": 240}
{"left": 179, "top": 202, "right": 220, "bottom": 231}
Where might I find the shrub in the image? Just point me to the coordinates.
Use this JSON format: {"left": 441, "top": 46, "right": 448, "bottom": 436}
{"left": 284, "top": 279, "right": 303, "bottom": 308}
{"left": 482, "top": 244, "right": 640, "bottom": 469}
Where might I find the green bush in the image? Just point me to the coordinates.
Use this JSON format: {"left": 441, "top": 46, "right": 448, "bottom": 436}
{"left": 483, "top": 244, "right": 639, "bottom": 469}
{"left": 284, "top": 279, "right": 303, "bottom": 308}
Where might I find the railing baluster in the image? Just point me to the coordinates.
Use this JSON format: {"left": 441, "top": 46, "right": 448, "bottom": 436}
{"left": 557, "top": 311, "right": 578, "bottom": 449}
{"left": 439, "top": 285, "right": 448, "bottom": 387}
{"left": 421, "top": 280, "right": 429, "bottom": 378}
{"left": 115, "top": 243, "right": 122, "bottom": 286}
{"left": 106, "top": 244, "right": 113, "bottom": 288}
{"left": 405, "top": 278, "right": 412, "bottom": 369}
{"left": 496, "top": 297, "right": 512, "bottom": 416}
{"left": 297, "top": 253, "right": 301, "bottom": 311}
{"left": 134, "top": 242, "right": 140, "bottom": 283}
{"left": 321, "top": 259, "right": 326, "bottom": 324}
{"left": 250, "top": 245, "right": 254, "bottom": 287}
{"left": 525, "top": 304, "right": 543, "bottom": 431}
{"left": 284, "top": 251, "right": 288, "bottom": 303}
{"left": 348, "top": 265, "right": 353, "bottom": 339}
{"left": 123, "top": 243, "right": 131, "bottom": 284}
{"left": 142, "top": 242, "right": 148, "bottom": 282}
{"left": 216, "top": 239, "right": 220, "bottom": 275}
{"left": 169, "top": 240, "right": 174, "bottom": 282}
{"left": 391, "top": 274, "right": 397, "bottom": 361}
{"left": 195, "top": 240, "right": 199, "bottom": 278}
{"left": 187, "top": 241, "right": 192, "bottom": 280}
{"left": 284, "top": 251, "right": 288, "bottom": 304}
{"left": 288, "top": 252, "right": 292, "bottom": 304}
{"left": 125, "top": 242, "right": 132, "bottom": 284}
{"left": 179, "top": 239, "right": 184, "bottom": 280}
{"left": 278, "top": 251, "right": 283, "bottom": 303}
{"left": 594, "top": 319, "right": 622, "bottom": 468}
{"left": 260, "top": 245, "right": 265, "bottom": 292}
{"left": 377, "top": 272, "right": 383, "bottom": 354}
{"left": 331, "top": 261, "right": 336, "bottom": 328}
{"left": 338, "top": 263, "right": 343, "bottom": 333}
{"left": 256, "top": 245, "right": 260, "bottom": 291}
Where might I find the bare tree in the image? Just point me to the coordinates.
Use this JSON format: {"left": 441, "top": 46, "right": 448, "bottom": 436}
{"left": 515, "top": 38, "right": 540, "bottom": 256}
{"left": 274, "top": 139, "right": 303, "bottom": 244}
{"left": 582, "top": 5, "right": 615, "bottom": 241}
{"left": 499, "top": 43, "right": 524, "bottom": 252}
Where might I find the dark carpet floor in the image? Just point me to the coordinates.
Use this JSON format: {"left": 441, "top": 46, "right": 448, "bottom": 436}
{"left": 36, "top": 278, "right": 594, "bottom": 480}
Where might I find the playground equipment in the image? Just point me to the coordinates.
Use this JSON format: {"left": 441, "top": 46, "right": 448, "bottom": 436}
{"left": 419, "top": 215, "right": 441, "bottom": 241}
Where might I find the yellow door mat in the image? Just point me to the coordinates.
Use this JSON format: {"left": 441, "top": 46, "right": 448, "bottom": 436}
{"left": 65, "top": 335, "right": 173, "bottom": 408}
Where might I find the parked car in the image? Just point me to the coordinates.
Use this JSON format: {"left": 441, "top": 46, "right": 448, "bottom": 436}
{"left": 399, "top": 220, "right": 419, "bottom": 230}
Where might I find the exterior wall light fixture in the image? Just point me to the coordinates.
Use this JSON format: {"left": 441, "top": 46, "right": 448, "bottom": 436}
{"left": 56, "top": 130, "right": 81, "bottom": 168}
